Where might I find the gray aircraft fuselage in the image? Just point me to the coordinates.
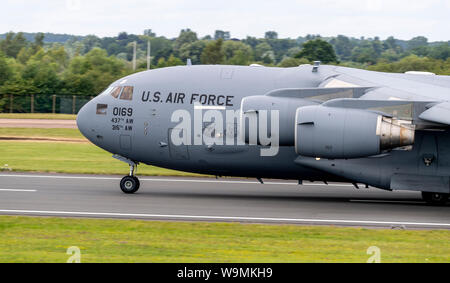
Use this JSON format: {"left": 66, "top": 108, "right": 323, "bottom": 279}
{"left": 77, "top": 65, "right": 334, "bottom": 180}
{"left": 76, "top": 64, "right": 450, "bottom": 201}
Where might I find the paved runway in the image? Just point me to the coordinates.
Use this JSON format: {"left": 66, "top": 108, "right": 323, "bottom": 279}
{"left": 0, "top": 173, "right": 448, "bottom": 229}
{"left": 0, "top": 119, "right": 77, "bottom": 128}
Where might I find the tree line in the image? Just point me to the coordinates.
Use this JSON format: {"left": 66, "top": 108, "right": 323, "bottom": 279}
{"left": 0, "top": 30, "right": 449, "bottom": 98}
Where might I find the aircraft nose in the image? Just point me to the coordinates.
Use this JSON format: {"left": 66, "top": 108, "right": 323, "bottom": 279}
{"left": 76, "top": 102, "right": 94, "bottom": 141}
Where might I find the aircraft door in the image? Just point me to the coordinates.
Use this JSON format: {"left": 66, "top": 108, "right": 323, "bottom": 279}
{"left": 120, "top": 134, "right": 132, "bottom": 151}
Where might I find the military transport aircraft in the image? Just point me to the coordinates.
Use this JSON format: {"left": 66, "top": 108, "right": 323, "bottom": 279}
{"left": 77, "top": 63, "right": 450, "bottom": 205}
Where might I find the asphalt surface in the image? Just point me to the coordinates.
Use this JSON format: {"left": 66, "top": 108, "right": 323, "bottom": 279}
{"left": 0, "top": 119, "right": 77, "bottom": 128}
{"left": 0, "top": 173, "right": 448, "bottom": 229}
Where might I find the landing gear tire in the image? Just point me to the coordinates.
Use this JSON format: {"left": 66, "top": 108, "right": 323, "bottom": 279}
{"left": 120, "top": 176, "right": 140, "bottom": 194}
{"left": 119, "top": 161, "right": 140, "bottom": 194}
{"left": 422, "top": 192, "right": 449, "bottom": 206}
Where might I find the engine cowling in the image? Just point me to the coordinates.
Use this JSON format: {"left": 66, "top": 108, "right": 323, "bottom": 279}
{"left": 240, "top": 95, "right": 316, "bottom": 146}
{"left": 295, "top": 105, "right": 415, "bottom": 159}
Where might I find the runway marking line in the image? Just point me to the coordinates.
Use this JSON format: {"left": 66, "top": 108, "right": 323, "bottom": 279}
{"left": 0, "top": 189, "right": 37, "bottom": 192}
{"left": 0, "top": 174, "right": 354, "bottom": 187}
{"left": 0, "top": 209, "right": 448, "bottom": 228}
{"left": 350, "top": 199, "right": 424, "bottom": 204}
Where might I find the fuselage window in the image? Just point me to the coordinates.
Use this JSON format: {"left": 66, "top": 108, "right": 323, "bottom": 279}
{"left": 96, "top": 104, "right": 108, "bottom": 115}
{"left": 120, "top": 86, "right": 134, "bottom": 100}
{"left": 110, "top": 86, "right": 122, "bottom": 98}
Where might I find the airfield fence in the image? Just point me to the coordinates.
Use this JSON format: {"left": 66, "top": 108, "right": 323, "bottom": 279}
{"left": 0, "top": 94, "right": 93, "bottom": 114}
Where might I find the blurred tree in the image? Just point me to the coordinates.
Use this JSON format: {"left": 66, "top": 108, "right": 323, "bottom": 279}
{"left": 222, "top": 41, "right": 253, "bottom": 64}
{"left": 118, "top": 32, "right": 129, "bottom": 40}
{"left": 156, "top": 55, "right": 184, "bottom": 68}
{"left": 20, "top": 49, "right": 62, "bottom": 95}
{"left": 428, "top": 43, "right": 450, "bottom": 60}
{"left": 47, "top": 45, "right": 70, "bottom": 71}
{"left": 63, "top": 48, "right": 127, "bottom": 95}
{"left": 201, "top": 39, "right": 225, "bottom": 64}
{"left": 295, "top": 39, "right": 338, "bottom": 63}
{"left": 351, "top": 45, "right": 378, "bottom": 64}
{"left": 412, "top": 45, "right": 430, "bottom": 57}
{"left": 265, "top": 31, "right": 278, "bottom": 40}
{"left": 143, "top": 29, "right": 156, "bottom": 37}
{"left": 254, "top": 42, "right": 273, "bottom": 61}
{"left": 372, "top": 37, "right": 384, "bottom": 57}
{"left": 265, "top": 38, "right": 298, "bottom": 63}
{"left": 383, "top": 36, "right": 399, "bottom": 51}
{"left": 175, "top": 29, "right": 198, "bottom": 50}
{"left": 0, "top": 51, "right": 14, "bottom": 86}
{"left": 278, "top": 57, "right": 309, "bottom": 67}
{"left": 82, "top": 35, "right": 102, "bottom": 54}
{"left": 228, "top": 50, "right": 250, "bottom": 65}
{"left": 16, "top": 47, "right": 35, "bottom": 65}
{"left": 407, "top": 36, "right": 428, "bottom": 50}
{"left": 286, "top": 47, "right": 301, "bottom": 57}
{"left": 214, "top": 30, "right": 230, "bottom": 40}
{"left": 179, "top": 41, "right": 207, "bottom": 64}
{"left": 380, "top": 49, "right": 402, "bottom": 62}
{"left": 305, "top": 34, "right": 321, "bottom": 41}
{"left": 166, "top": 54, "right": 184, "bottom": 66}
{"left": 146, "top": 36, "right": 173, "bottom": 62}
{"left": 367, "top": 55, "right": 446, "bottom": 74}
{"left": 106, "top": 43, "right": 122, "bottom": 56}
{"left": 261, "top": 51, "right": 275, "bottom": 64}
{"left": 33, "top": 33, "right": 45, "bottom": 50}
{"left": 156, "top": 57, "right": 167, "bottom": 68}
{"left": 329, "top": 35, "right": 354, "bottom": 61}
{"left": 0, "top": 32, "right": 28, "bottom": 58}
{"left": 243, "top": 36, "right": 260, "bottom": 48}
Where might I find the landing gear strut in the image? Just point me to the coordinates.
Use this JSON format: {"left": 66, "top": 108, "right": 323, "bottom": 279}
{"left": 422, "top": 192, "right": 449, "bottom": 206}
{"left": 114, "top": 155, "right": 140, "bottom": 194}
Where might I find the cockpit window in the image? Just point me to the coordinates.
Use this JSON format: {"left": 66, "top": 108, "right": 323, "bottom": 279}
{"left": 120, "top": 86, "right": 134, "bottom": 100}
{"left": 110, "top": 86, "right": 122, "bottom": 98}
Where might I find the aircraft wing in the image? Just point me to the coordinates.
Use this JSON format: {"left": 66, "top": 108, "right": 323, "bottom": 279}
{"left": 419, "top": 102, "right": 450, "bottom": 126}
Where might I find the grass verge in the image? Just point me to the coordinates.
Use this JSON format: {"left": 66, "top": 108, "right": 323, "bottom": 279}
{"left": 0, "top": 216, "right": 448, "bottom": 263}
{"left": 0, "top": 141, "right": 200, "bottom": 176}
{"left": 0, "top": 113, "right": 77, "bottom": 120}
{"left": 0, "top": 128, "right": 84, "bottom": 140}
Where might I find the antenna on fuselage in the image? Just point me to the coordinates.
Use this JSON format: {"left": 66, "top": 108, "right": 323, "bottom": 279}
{"left": 312, "top": 61, "right": 321, "bottom": 73}
{"left": 187, "top": 58, "right": 192, "bottom": 66}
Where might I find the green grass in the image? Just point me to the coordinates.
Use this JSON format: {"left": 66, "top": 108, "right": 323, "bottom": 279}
{"left": 0, "top": 141, "right": 200, "bottom": 176}
{"left": 0, "top": 216, "right": 448, "bottom": 263}
{"left": 0, "top": 128, "right": 85, "bottom": 140}
{"left": 0, "top": 113, "right": 76, "bottom": 120}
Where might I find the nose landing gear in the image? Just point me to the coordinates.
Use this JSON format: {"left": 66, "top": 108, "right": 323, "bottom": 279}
{"left": 120, "top": 164, "right": 140, "bottom": 194}
{"left": 114, "top": 155, "right": 140, "bottom": 194}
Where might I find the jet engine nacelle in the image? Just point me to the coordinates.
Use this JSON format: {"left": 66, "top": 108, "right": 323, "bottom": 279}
{"left": 240, "top": 95, "right": 316, "bottom": 146}
{"left": 295, "top": 105, "right": 415, "bottom": 159}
